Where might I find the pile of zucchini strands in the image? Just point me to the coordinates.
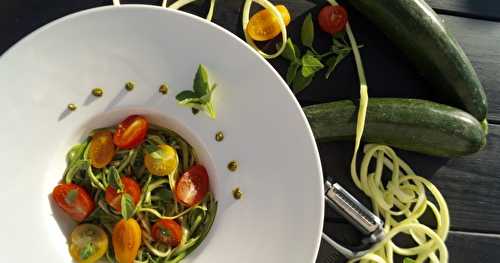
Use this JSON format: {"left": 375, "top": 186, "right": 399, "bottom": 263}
{"left": 65, "top": 125, "right": 216, "bottom": 263}
{"left": 112, "top": 0, "right": 450, "bottom": 262}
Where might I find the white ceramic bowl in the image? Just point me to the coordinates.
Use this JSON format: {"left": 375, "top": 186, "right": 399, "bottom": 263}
{"left": 0, "top": 5, "right": 323, "bottom": 263}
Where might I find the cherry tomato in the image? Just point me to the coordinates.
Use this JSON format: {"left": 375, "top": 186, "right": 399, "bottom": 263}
{"left": 112, "top": 219, "right": 141, "bottom": 263}
{"left": 152, "top": 219, "right": 183, "bottom": 247}
{"left": 246, "top": 5, "right": 291, "bottom": 41}
{"left": 105, "top": 177, "right": 141, "bottom": 212}
{"left": 318, "top": 5, "right": 348, "bottom": 34}
{"left": 113, "top": 115, "right": 149, "bottom": 149}
{"left": 175, "top": 165, "right": 209, "bottom": 207}
{"left": 144, "top": 144, "right": 179, "bottom": 176}
{"left": 52, "top": 184, "right": 95, "bottom": 222}
{"left": 89, "top": 131, "right": 115, "bottom": 168}
{"left": 69, "top": 224, "right": 108, "bottom": 263}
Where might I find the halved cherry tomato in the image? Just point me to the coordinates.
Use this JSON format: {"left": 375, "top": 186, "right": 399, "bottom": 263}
{"left": 113, "top": 115, "right": 149, "bottom": 149}
{"left": 175, "top": 165, "right": 209, "bottom": 207}
{"left": 105, "top": 177, "right": 141, "bottom": 212}
{"left": 89, "top": 131, "right": 115, "bottom": 168}
{"left": 52, "top": 183, "right": 95, "bottom": 222}
{"left": 246, "top": 5, "right": 291, "bottom": 41}
{"left": 112, "top": 218, "right": 141, "bottom": 263}
{"left": 318, "top": 5, "right": 348, "bottom": 34}
{"left": 144, "top": 144, "right": 179, "bottom": 176}
{"left": 152, "top": 219, "right": 183, "bottom": 247}
{"left": 69, "top": 224, "right": 108, "bottom": 263}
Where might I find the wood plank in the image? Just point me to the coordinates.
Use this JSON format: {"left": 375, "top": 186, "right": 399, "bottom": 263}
{"left": 426, "top": 0, "right": 500, "bottom": 21}
{"left": 317, "top": 223, "right": 500, "bottom": 263}
{"left": 320, "top": 124, "right": 500, "bottom": 233}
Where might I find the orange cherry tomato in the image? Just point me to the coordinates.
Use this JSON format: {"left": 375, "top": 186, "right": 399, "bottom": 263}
{"left": 105, "top": 177, "right": 141, "bottom": 212}
{"left": 113, "top": 115, "right": 149, "bottom": 149}
{"left": 246, "top": 5, "right": 291, "bottom": 41}
{"left": 69, "top": 224, "right": 108, "bottom": 263}
{"left": 175, "top": 165, "right": 209, "bottom": 207}
{"left": 112, "top": 218, "right": 141, "bottom": 263}
{"left": 152, "top": 219, "right": 183, "bottom": 247}
{"left": 318, "top": 5, "right": 348, "bottom": 34}
{"left": 89, "top": 131, "right": 115, "bottom": 168}
{"left": 52, "top": 183, "right": 95, "bottom": 222}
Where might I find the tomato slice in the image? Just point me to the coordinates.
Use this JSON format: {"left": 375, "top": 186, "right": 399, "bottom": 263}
{"left": 246, "top": 5, "right": 291, "bottom": 41}
{"left": 112, "top": 219, "right": 141, "bottom": 263}
{"left": 105, "top": 177, "right": 141, "bottom": 212}
{"left": 69, "top": 224, "right": 108, "bottom": 263}
{"left": 175, "top": 165, "right": 209, "bottom": 207}
{"left": 113, "top": 115, "right": 149, "bottom": 149}
{"left": 152, "top": 219, "right": 183, "bottom": 247}
{"left": 318, "top": 5, "right": 348, "bottom": 34}
{"left": 52, "top": 184, "right": 95, "bottom": 222}
{"left": 89, "top": 131, "right": 115, "bottom": 168}
{"left": 144, "top": 144, "right": 179, "bottom": 176}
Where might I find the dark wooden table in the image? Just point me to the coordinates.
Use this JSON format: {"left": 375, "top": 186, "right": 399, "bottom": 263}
{"left": 2, "top": 1, "right": 499, "bottom": 262}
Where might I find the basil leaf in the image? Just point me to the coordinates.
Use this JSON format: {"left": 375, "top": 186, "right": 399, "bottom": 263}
{"left": 143, "top": 143, "right": 160, "bottom": 154}
{"left": 403, "top": 258, "right": 416, "bottom": 263}
{"left": 65, "top": 189, "right": 79, "bottom": 205}
{"left": 281, "top": 38, "right": 298, "bottom": 62}
{"left": 80, "top": 242, "right": 95, "bottom": 260}
{"left": 286, "top": 62, "right": 300, "bottom": 85}
{"left": 200, "top": 83, "right": 216, "bottom": 104}
{"left": 325, "top": 52, "right": 349, "bottom": 79}
{"left": 292, "top": 72, "right": 314, "bottom": 94}
{"left": 109, "top": 167, "right": 124, "bottom": 191}
{"left": 121, "top": 193, "right": 135, "bottom": 220}
{"left": 301, "top": 14, "right": 314, "bottom": 49}
{"left": 175, "top": 90, "right": 198, "bottom": 101}
{"left": 193, "top": 64, "right": 210, "bottom": 97}
{"left": 301, "top": 51, "right": 324, "bottom": 78}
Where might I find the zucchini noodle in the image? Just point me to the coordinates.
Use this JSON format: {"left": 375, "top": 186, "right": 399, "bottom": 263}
{"left": 242, "top": 0, "right": 288, "bottom": 59}
{"left": 61, "top": 123, "right": 217, "bottom": 263}
{"left": 326, "top": 0, "right": 451, "bottom": 262}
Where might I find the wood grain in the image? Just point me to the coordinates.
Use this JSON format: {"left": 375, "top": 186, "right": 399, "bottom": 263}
{"left": 318, "top": 224, "right": 500, "bottom": 263}
{"left": 426, "top": 0, "right": 500, "bottom": 21}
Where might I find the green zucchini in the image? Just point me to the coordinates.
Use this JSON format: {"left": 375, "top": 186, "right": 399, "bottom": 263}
{"left": 346, "top": 0, "right": 488, "bottom": 121}
{"left": 303, "top": 98, "right": 486, "bottom": 157}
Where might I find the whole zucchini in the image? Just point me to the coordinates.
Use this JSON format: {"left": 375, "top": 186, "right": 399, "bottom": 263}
{"left": 346, "top": 0, "right": 488, "bottom": 121}
{"left": 303, "top": 98, "right": 486, "bottom": 157}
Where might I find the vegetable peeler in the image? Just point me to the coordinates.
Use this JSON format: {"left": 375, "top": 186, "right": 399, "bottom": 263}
{"left": 322, "top": 180, "right": 385, "bottom": 258}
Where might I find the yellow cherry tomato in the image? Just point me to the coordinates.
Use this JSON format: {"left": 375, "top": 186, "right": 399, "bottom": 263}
{"left": 246, "top": 5, "right": 291, "bottom": 41}
{"left": 112, "top": 219, "right": 141, "bottom": 263}
{"left": 89, "top": 131, "right": 115, "bottom": 168}
{"left": 144, "top": 144, "right": 179, "bottom": 176}
{"left": 69, "top": 224, "right": 109, "bottom": 263}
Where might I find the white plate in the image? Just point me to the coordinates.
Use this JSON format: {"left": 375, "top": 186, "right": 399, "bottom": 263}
{"left": 0, "top": 5, "right": 323, "bottom": 263}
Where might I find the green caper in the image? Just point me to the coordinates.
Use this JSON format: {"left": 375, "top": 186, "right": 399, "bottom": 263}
{"left": 227, "top": 160, "right": 238, "bottom": 172}
{"left": 215, "top": 131, "right": 224, "bottom": 142}
{"left": 67, "top": 103, "right": 77, "bottom": 111}
{"left": 232, "top": 187, "right": 242, "bottom": 200}
{"left": 92, "top": 88, "right": 103, "bottom": 97}
{"left": 159, "top": 84, "right": 168, "bottom": 95}
{"left": 125, "top": 81, "right": 135, "bottom": 91}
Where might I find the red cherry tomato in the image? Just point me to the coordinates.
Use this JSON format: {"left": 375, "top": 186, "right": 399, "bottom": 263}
{"left": 175, "top": 165, "right": 209, "bottom": 207}
{"left": 152, "top": 219, "right": 183, "bottom": 247}
{"left": 113, "top": 115, "right": 149, "bottom": 149}
{"left": 318, "top": 5, "right": 348, "bottom": 34}
{"left": 105, "top": 177, "right": 141, "bottom": 212}
{"left": 52, "top": 183, "right": 95, "bottom": 222}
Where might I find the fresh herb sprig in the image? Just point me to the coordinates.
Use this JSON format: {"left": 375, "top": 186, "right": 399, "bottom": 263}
{"left": 176, "top": 64, "right": 217, "bottom": 119}
{"left": 281, "top": 13, "right": 360, "bottom": 93}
